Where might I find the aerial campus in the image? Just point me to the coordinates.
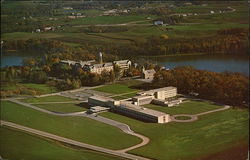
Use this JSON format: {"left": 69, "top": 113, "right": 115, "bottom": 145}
{"left": 0, "top": 1, "right": 249, "bottom": 160}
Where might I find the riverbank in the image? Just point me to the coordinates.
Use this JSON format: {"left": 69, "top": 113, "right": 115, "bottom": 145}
{"left": 138, "top": 52, "right": 207, "bottom": 58}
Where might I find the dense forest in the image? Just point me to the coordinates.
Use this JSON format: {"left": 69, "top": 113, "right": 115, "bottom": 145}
{"left": 151, "top": 66, "right": 249, "bottom": 107}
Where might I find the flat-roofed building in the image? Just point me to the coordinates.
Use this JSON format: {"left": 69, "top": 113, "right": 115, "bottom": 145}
{"left": 139, "top": 86, "right": 177, "bottom": 100}
{"left": 87, "top": 95, "right": 170, "bottom": 123}
{"left": 88, "top": 95, "right": 120, "bottom": 107}
{"left": 88, "top": 106, "right": 110, "bottom": 113}
{"left": 113, "top": 60, "right": 131, "bottom": 70}
{"left": 85, "top": 63, "right": 114, "bottom": 74}
{"left": 113, "top": 101, "right": 171, "bottom": 123}
{"left": 132, "top": 95, "right": 154, "bottom": 106}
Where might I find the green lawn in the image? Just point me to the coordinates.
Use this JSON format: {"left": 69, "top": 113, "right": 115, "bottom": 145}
{"left": 21, "top": 95, "right": 75, "bottom": 103}
{"left": 21, "top": 83, "right": 59, "bottom": 94}
{"left": 35, "top": 103, "right": 87, "bottom": 113}
{"left": 1, "top": 101, "right": 141, "bottom": 150}
{"left": 112, "top": 92, "right": 137, "bottom": 100}
{"left": 144, "top": 100, "right": 223, "bottom": 115}
{"left": 0, "top": 127, "right": 122, "bottom": 160}
{"left": 93, "top": 80, "right": 143, "bottom": 95}
{"left": 1, "top": 82, "right": 59, "bottom": 95}
{"left": 100, "top": 108, "right": 248, "bottom": 160}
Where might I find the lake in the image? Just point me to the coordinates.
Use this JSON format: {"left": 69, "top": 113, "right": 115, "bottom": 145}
{"left": 151, "top": 54, "right": 249, "bottom": 75}
{"left": 1, "top": 54, "right": 249, "bottom": 75}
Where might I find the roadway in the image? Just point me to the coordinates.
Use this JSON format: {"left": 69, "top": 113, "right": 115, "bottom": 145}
{"left": 8, "top": 99, "right": 150, "bottom": 155}
{"left": 0, "top": 120, "right": 150, "bottom": 160}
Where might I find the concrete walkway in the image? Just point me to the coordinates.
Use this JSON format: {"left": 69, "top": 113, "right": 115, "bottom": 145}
{"left": 8, "top": 99, "right": 150, "bottom": 154}
{"left": 29, "top": 101, "right": 82, "bottom": 105}
{"left": 171, "top": 105, "right": 230, "bottom": 122}
{"left": 0, "top": 120, "right": 150, "bottom": 160}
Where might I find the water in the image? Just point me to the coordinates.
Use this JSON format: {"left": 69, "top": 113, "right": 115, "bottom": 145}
{"left": 153, "top": 54, "right": 249, "bottom": 75}
{"left": 1, "top": 54, "right": 249, "bottom": 75}
{"left": 1, "top": 55, "right": 27, "bottom": 67}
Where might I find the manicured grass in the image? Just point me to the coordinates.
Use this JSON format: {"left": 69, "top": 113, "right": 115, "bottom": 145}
{"left": 21, "top": 83, "right": 59, "bottom": 94}
{"left": 21, "top": 95, "right": 75, "bottom": 103}
{"left": 100, "top": 108, "right": 248, "bottom": 160}
{"left": 0, "top": 127, "right": 121, "bottom": 160}
{"left": 93, "top": 80, "right": 142, "bottom": 94}
{"left": 144, "top": 100, "right": 222, "bottom": 115}
{"left": 35, "top": 103, "right": 87, "bottom": 113}
{"left": 112, "top": 92, "right": 137, "bottom": 100}
{"left": 1, "top": 82, "right": 59, "bottom": 94}
{"left": 1, "top": 101, "right": 141, "bottom": 150}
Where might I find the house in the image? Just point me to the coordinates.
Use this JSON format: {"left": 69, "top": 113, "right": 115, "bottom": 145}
{"left": 142, "top": 69, "right": 156, "bottom": 79}
{"left": 154, "top": 20, "right": 164, "bottom": 25}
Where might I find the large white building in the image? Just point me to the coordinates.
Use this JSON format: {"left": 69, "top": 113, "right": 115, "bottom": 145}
{"left": 138, "top": 86, "right": 177, "bottom": 100}
{"left": 88, "top": 95, "right": 170, "bottom": 123}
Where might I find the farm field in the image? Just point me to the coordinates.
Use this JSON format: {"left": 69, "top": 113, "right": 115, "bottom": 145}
{"left": 93, "top": 80, "right": 143, "bottom": 95}
{"left": 100, "top": 108, "right": 249, "bottom": 160}
{"left": 1, "top": 101, "right": 141, "bottom": 150}
{"left": 144, "top": 100, "right": 223, "bottom": 115}
{"left": 35, "top": 103, "right": 87, "bottom": 113}
{"left": 0, "top": 127, "right": 121, "bottom": 160}
{"left": 21, "top": 95, "right": 76, "bottom": 103}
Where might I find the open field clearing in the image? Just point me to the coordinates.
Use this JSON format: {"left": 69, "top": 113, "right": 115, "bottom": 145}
{"left": 35, "top": 103, "right": 87, "bottom": 113}
{"left": 144, "top": 100, "right": 223, "bottom": 115}
{"left": 21, "top": 95, "right": 76, "bottom": 103}
{"left": 100, "top": 108, "right": 248, "bottom": 160}
{"left": 93, "top": 80, "right": 143, "bottom": 95}
{"left": 0, "top": 127, "right": 121, "bottom": 160}
{"left": 1, "top": 101, "right": 141, "bottom": 150}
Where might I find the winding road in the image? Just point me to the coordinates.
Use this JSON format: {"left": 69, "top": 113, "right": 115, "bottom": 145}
{"left": 7, "top": 99, "right": 150, "bottom": 159}
{"left": 171, "top": 105, "right": 230, "bottom": 122}
{"left": 0, "top": 120, "right": 150, "bottom": 160}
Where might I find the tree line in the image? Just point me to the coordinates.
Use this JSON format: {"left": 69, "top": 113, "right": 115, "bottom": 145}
{"left": 152, "top": 66, "right": 249, "bottom": 108}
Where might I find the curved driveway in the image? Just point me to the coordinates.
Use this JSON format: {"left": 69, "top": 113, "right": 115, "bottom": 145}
{"left": 0, "top": 120, "right": 150, "bottom": 160}
{"left": 8, "top": 99, "right": 150, "bottom": 154}
{"left": 171, "top": 105, "right": 230, "bottom": 122}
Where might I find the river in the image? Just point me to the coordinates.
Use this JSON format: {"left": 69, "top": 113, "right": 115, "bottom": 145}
{"left": 1, "top": 54, "right": 249, "bottom": 75}
{"left": 150, "top": 54, "right": 249, "bottom": 75}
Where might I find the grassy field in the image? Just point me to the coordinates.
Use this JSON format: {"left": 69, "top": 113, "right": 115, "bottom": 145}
{"left": 21, "top": 95, "right": 75, "bottom": 103}
{"left": 100, "top": 108, "right": 248, "bottom": 160}
{"left": 112, "top": 92, "right": 137, "bottom": 100}
{"left": 1, "top": 101, "right": 141, "bottom": 150}
{"left": 93, "top": 80, "right": 143, "bottom": 95}
{"left": 35, "top": 103, "right": 87, "bottom": 113}
{"left": 1, "top": 82, "right": 59, "bottom": 94}
{"left": 0, "top": 127, "right": 122, "bottom": 160}
{"left": 144, "top": 100, "right": 223, "bottom": 115}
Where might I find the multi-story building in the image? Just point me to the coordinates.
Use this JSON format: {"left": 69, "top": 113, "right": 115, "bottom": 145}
{"left": 138, "top": 86, "right": 177, "bottom": 100}
{"left": 88, "top": 95, "right": 170, "bottom": 123}
{"left": 113, "top": 60, "right": 131, "bottom": 70}
{"left": 84, "top": 63, "right": 114, "bottom": 74}
{"left": 132, "top": 95, "right": 154, "bottom": 106}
